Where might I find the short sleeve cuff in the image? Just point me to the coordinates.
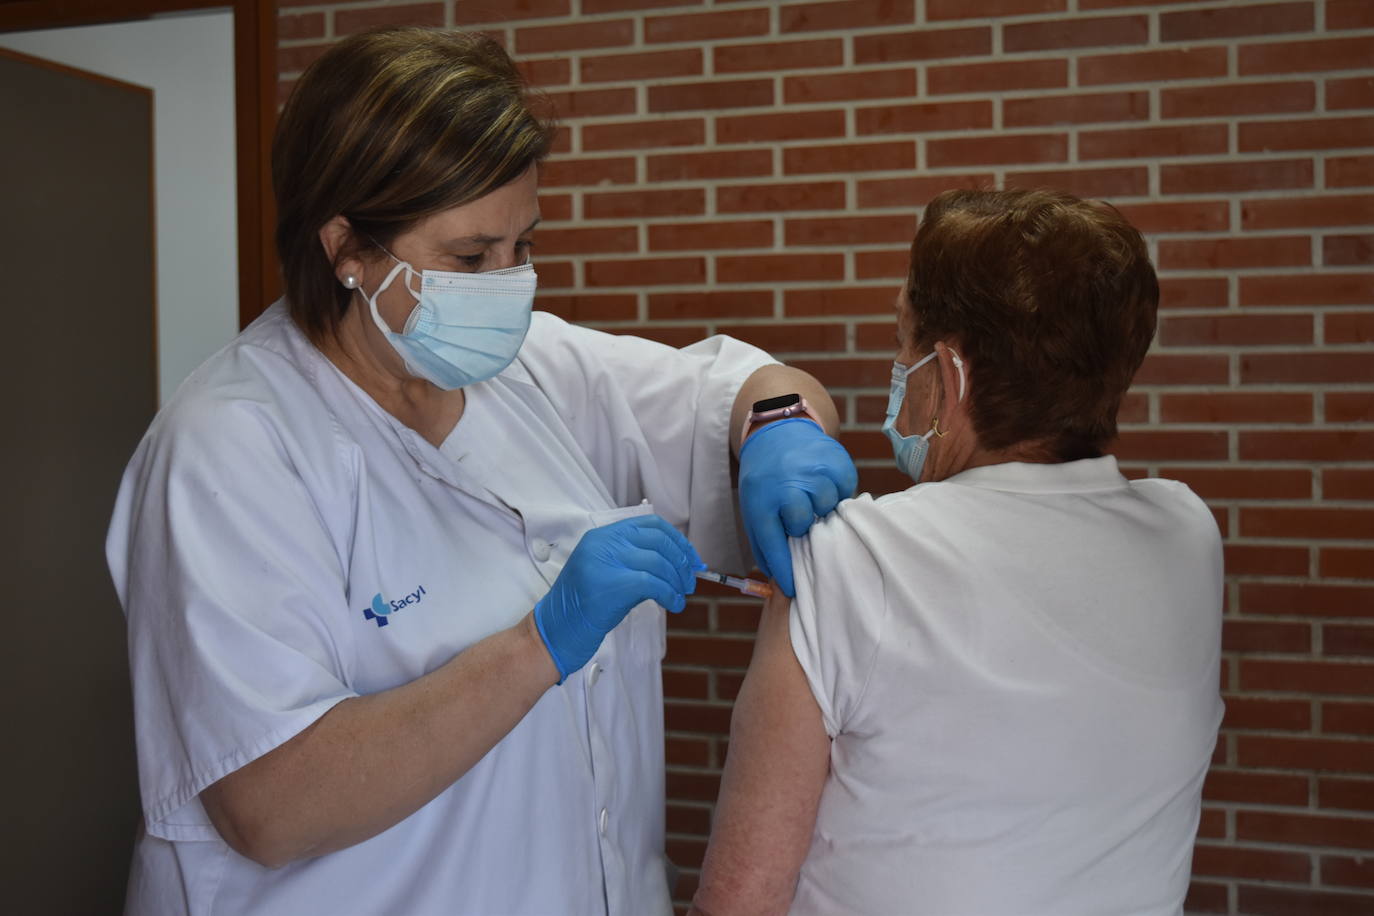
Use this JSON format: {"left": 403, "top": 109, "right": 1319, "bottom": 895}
{"left": 145, "top": 693, "right": 355, "bottom": 842}
{"left": 789, "top": 536, "right": 843, "bottom": 738}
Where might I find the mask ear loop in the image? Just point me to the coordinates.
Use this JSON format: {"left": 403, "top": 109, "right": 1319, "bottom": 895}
{"left": 928, "top": 348, "right": 966, "bottom": 441}
{"left": 892, "top": 352, "right": 935, "bottom": 436}
{"left": 365, "top": 235, "right": 424, "bottom": 303}
{"left": 365, "top": 259, "right": 413, "bottom": 336}
{"left": 902, "top": 350, "right": 937, "bottom": 375}
{"left": 949, "top": 348, "right": 966, "bottom": 402}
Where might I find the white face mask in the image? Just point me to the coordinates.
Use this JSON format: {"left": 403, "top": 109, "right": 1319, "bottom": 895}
{"left": 881, "top": 348, "right": 965, "bottom": 483}
{"left": 364, "top": 255, "right": 538, "bottom": 390}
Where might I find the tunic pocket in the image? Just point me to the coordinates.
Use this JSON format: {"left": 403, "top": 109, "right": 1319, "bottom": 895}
{"left": 588, "top": 502, "right": 669, "bottom": 663}
{"left": 587, "top": 502, "right": 656, "bottom": 527}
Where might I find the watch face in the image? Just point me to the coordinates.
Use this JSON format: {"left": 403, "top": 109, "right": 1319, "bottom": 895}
{"left": 752, "top": 392, "right": 802, "bottom": 413}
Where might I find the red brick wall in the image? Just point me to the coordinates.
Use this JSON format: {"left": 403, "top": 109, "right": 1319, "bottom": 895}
{"left": 278, "top": 1, "right": 1374, "bottom": 912}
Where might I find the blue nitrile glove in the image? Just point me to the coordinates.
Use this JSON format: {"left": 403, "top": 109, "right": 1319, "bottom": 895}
{"left": 738, "top": 417, "right": 859, "bottom": 598}
{"left": 534, "top": 514, "right": 703, "bottom": 683}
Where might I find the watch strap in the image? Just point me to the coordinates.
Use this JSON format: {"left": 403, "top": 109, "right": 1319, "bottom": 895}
{"left": 742, "top": 395, "right": 822, "bottom": 443}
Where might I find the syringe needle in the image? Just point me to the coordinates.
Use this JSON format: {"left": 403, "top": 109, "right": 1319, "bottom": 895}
{"left": 695, "top": 568, "right": 774, "bottom": 599}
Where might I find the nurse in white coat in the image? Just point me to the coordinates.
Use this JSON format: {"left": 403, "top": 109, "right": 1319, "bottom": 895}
{"left": 106, "top": 27, "right": 856, "bottom": 916}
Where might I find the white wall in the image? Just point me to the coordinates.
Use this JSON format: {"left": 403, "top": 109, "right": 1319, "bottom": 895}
{"left": 0, "top": 10, "right": 237, "bottom": 401}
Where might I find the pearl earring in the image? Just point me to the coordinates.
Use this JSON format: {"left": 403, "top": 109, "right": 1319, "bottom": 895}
{"left": 342, "top": 274, "right": 360, "bottom": 289}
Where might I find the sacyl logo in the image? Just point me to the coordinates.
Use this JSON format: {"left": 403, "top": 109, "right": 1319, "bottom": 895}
{"left": 362, "top": 585, "right": 426, "bottom": 627}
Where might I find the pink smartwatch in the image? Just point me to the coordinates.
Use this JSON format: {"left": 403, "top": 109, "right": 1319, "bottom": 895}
{"left": 742, "top": 393, "right": 822, "bottom": 443}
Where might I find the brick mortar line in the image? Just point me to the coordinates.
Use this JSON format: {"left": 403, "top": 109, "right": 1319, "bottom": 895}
{"left": 1234, "top": 580, "right": 1374, "bottom": 587}
{"left": 1208, "top": 798, "right": 1374, "bottom": 811}
{"left": 1126, "top": 385, "right": 1374, "bottom": 392}
{"left": 1205, "top": 766, "right": 1365, "bottom": 775}
{"left": 520, "top": 37, "right": 1374, "bottom": 62}
{"left": 1224, "top": 653, "right": 1374, "bottom": 661}
{"left": 562, "top": 121, "right": 1366, "bottom": 144}
{"left": 276, "top": 11, "right": 1374, "bottom": 38}
{"left": 540, "top": 157, "right": 1370, "bottom": 169}
{"left": 541, "top": 246, "right": 1373, "bottom": 257}
{"left": 554, "top": 147, "right": 1371, "bottom": 163}
{"left": 1200, "top": 648, "right": 1366, "bottom": 653}
{"left": 1214, "top": 686, "right": 1374, "bottom": 694}
{"left": 512, "top": 64, "right": 1350, "bottom": 91}
{"left": 1189, "top": 835, "right": 1374, "bottom": 856}
{"left": 543, "top": 179, "right": 1368, "bottom": 193}
{"left": 555, "top": 255, "right": 1369, "bottom": 271}
{"left": 546, "top": 148, "right": 1361, "bottom": 161}
{"left": 1223, "top": 535, "right": 1374, "bottom": 543}
{"left": 280, "top": 56, "right": 1374, "bottom": 83}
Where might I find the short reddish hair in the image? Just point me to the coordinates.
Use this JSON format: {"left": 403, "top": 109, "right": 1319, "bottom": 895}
{"left": 905, "top": 188, "right": 1158, "bottom": 461}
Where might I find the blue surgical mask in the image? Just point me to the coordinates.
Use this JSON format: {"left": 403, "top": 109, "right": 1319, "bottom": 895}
{"left": 881, "top": 348, "right": 965, "bottom": 483}
{"left": 365, "top": 256, "right": 538, "bottom": 390}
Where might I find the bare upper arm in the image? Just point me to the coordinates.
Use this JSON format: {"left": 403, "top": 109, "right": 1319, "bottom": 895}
{"left": 691, "top": 587, "right": 831, "bottom": 916}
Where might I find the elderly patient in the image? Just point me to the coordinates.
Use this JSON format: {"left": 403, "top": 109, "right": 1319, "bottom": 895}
{"left": 693, "top": 189, "right": 1224, "bottom": 916}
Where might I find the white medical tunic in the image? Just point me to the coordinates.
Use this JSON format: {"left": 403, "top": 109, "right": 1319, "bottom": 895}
{"left": 106, "top": 302, "right": 772, "bottom": 916}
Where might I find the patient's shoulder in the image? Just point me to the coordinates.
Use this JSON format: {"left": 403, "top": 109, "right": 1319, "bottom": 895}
{"left": 801, "top": 484, "right": 945, "bottom": 553}
{"left": 790, "top": 493, "right": 892, "bottom": 612}
{"left": 793, "top": 493, "right": 881, "bottom": 562}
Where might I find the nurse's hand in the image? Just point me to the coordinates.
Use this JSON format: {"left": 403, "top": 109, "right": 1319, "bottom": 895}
{"left": 534, "top": 514, "right": 702, "bottom": 683}
{"left": 738, "top": 417, "right": 858, "bottom": 598}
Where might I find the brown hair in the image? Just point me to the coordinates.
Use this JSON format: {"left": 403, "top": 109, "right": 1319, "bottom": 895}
{"left": 273, "top": 27, "right": 556, "bottom": 343}
{"left": 906, "top": 188, "right": 1158, "bottom": 461}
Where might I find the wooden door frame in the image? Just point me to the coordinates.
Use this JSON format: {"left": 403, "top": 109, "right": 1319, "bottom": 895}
{"left": 0, "top": 0, "right": 277, "bottom": 328}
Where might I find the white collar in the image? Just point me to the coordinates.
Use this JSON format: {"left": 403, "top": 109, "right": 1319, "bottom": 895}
{"left": 942, "top": 456, "right": 1128, "bottom": 494}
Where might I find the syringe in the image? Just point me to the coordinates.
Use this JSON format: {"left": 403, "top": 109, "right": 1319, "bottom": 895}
{"left": 695, "top": 568, "right": 774, "bottom": 599}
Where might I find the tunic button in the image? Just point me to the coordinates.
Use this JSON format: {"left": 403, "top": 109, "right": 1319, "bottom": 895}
{"left": 586, "top": 662, "right": 601, "bottom": 687}
{"left": 599, "top": 807, "right": 609, "bottom": 836}
{"left": 532, "top": 539, "right": 552, "bottom": 562}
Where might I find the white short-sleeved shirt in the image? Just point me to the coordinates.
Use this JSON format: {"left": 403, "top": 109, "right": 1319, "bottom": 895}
{"left": 788, "top": 458, "right": 1224, "bottom": 916}
{"left": 106, "top": 302, "right": 773, "bottom": 916}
